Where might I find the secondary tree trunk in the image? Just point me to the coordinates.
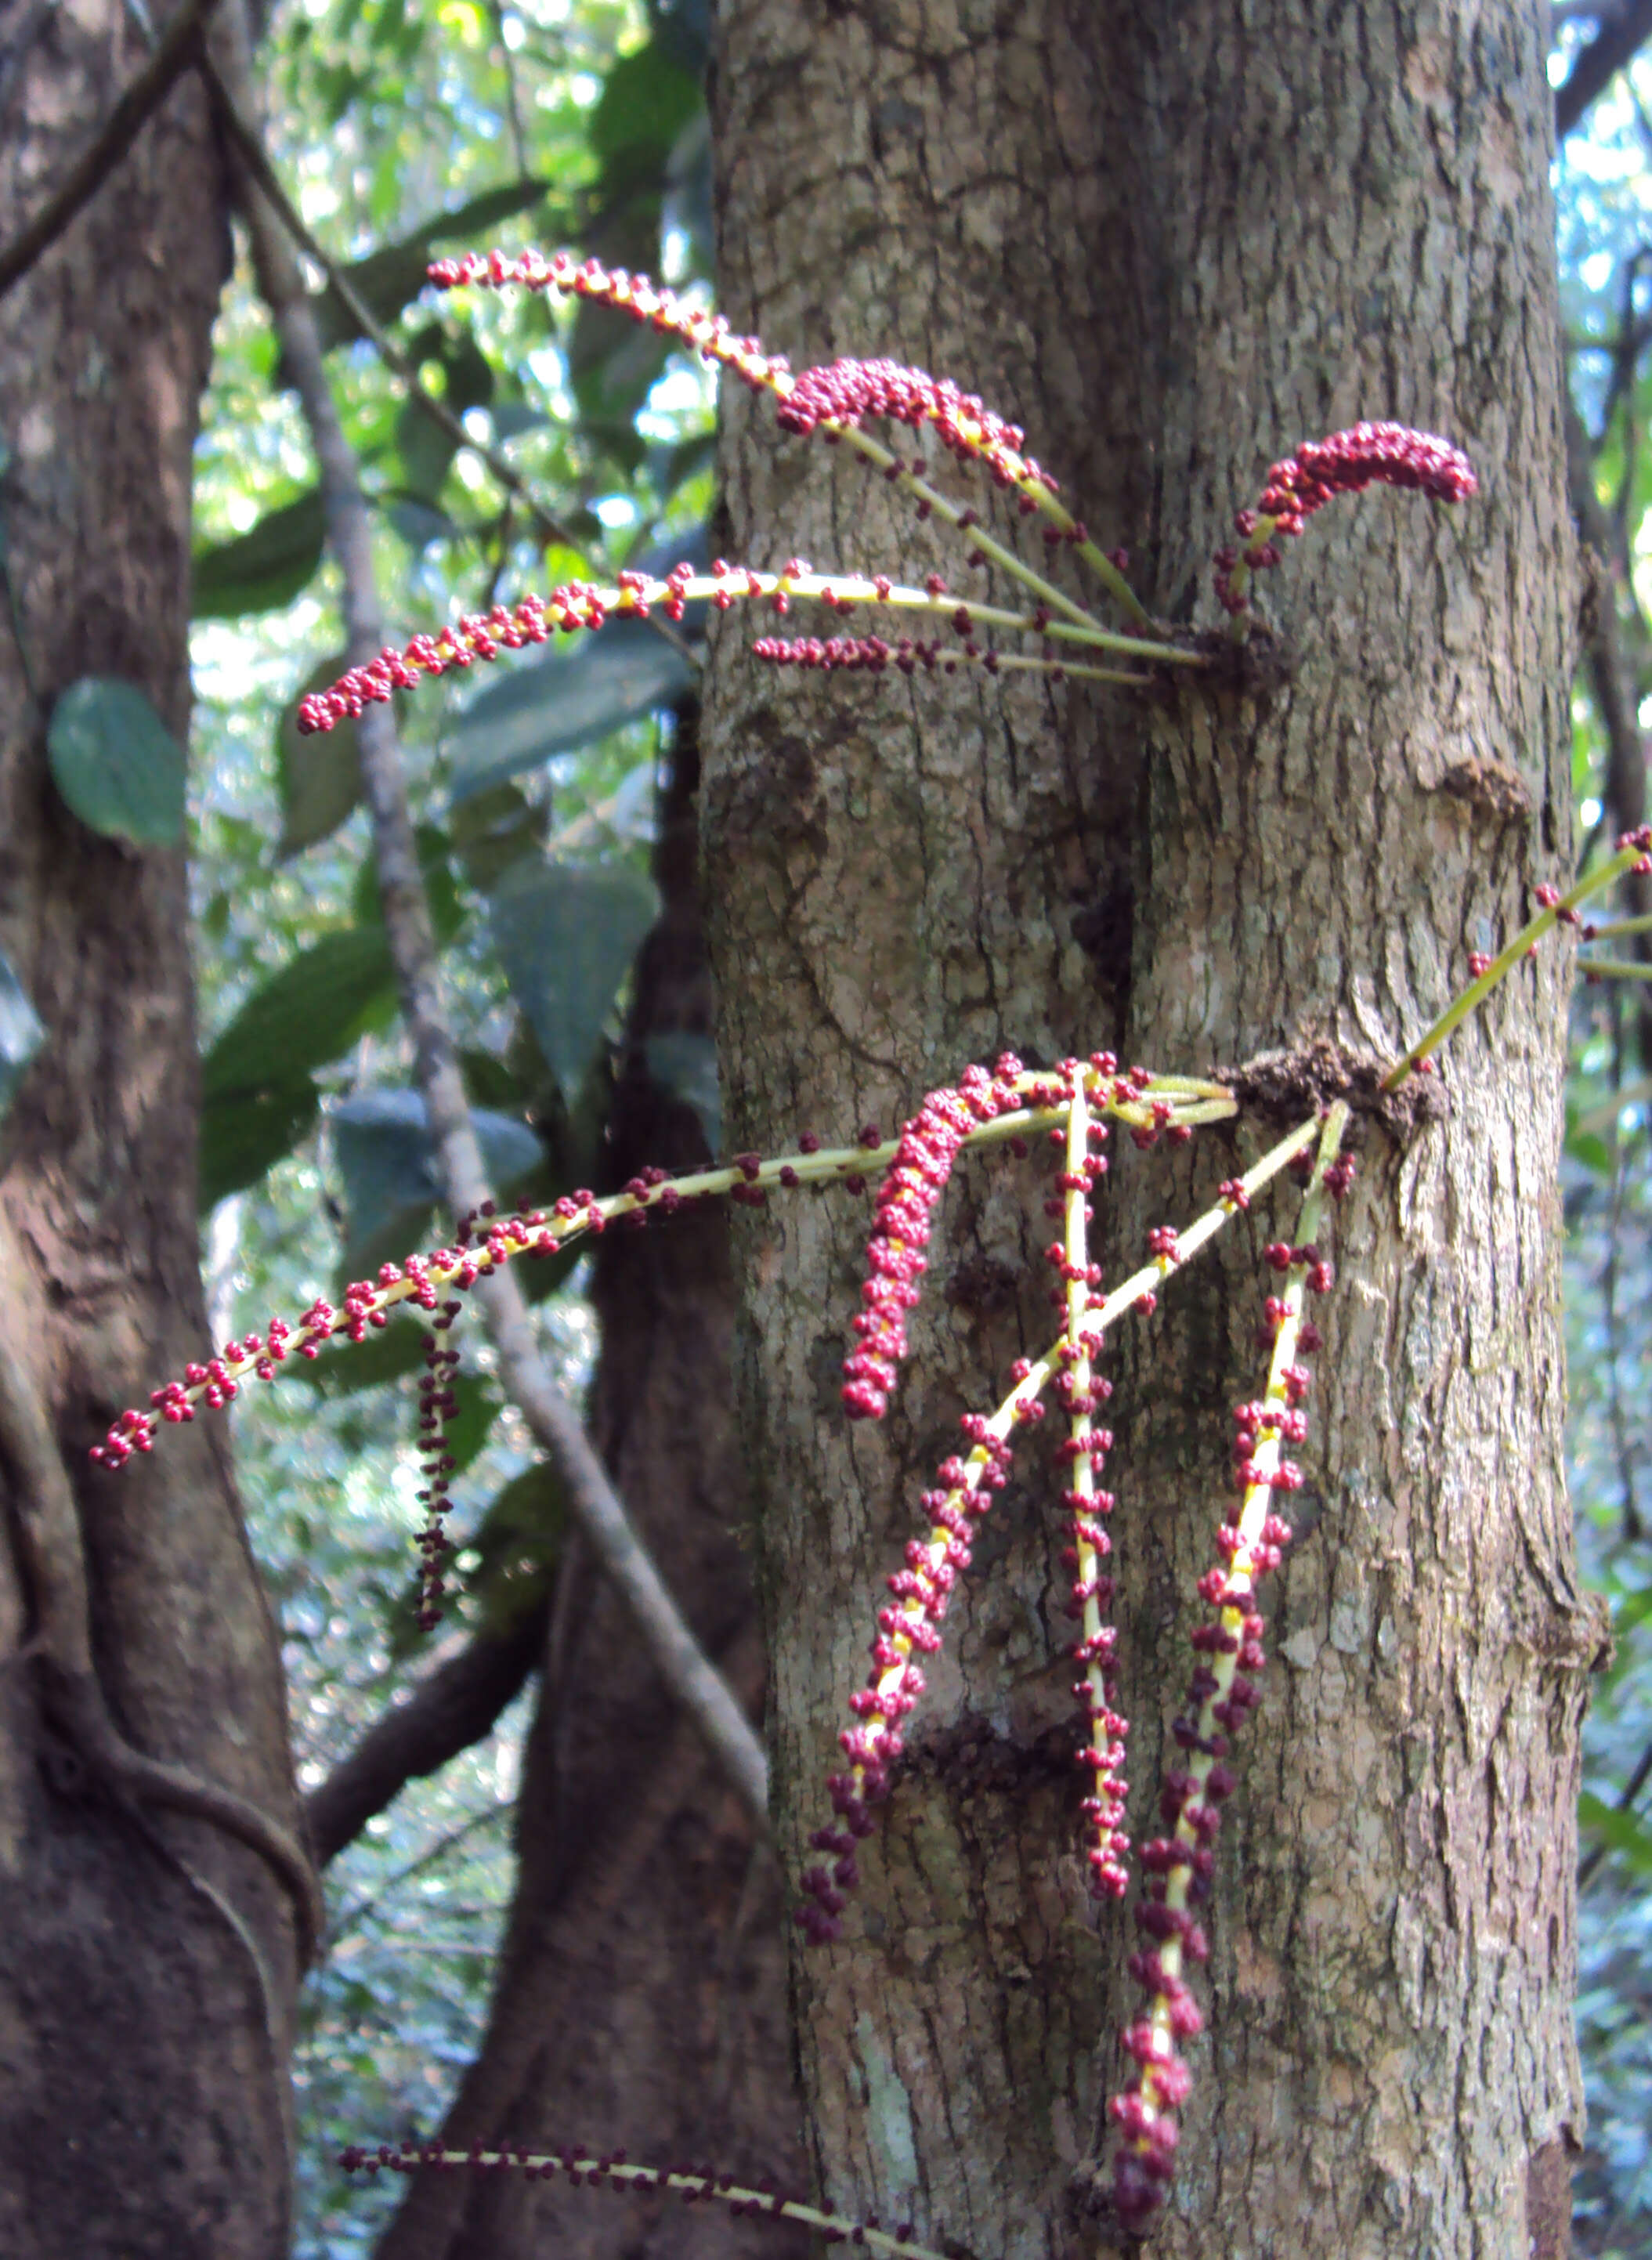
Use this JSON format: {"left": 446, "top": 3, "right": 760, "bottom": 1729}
{"left": 374, "top": 710, "right": 807, "bottom": 2260}
{"left": 703, "top": 5, "right": 1591, "bottom": 2257}
{"left": 0, "top": 9, "right": 306, "bottom": 2256}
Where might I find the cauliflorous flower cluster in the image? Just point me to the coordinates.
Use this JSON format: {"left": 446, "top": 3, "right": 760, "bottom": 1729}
{"left": 115, "top": 269, "right": 1652, "bottom": 2245}
{"left": 1108, "top": 1135, "right": 1347, "bottom": 2231}
{"left": 774, "top": 353, "right": 1047, "bottom": 493}
{"left": 840, "top": 1061, "right": 1025, "bottom": 1422}
{"left": 1214, "top": 419, "right": 1478, "bottom": 616}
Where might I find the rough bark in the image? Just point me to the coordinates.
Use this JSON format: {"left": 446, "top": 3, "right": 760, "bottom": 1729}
{"left": 0, "top": 4, "right": 305, "bottom": 2257}
{"left": 702, "top": 5, "right": 1589, "bottom": 2257}
{"left": 374, "top": 711, "right": 807, "bottom": 2260}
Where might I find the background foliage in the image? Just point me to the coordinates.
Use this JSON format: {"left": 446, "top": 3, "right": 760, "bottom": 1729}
{"left": 94, "top": 6, "right": 1652, "bottom": 2251}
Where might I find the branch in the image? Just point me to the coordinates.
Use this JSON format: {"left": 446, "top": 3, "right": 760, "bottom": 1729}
{"left": 1556, "top": 0, "right": 1652, "bottom": 139}
{"left": 214, "top": 30, "right": 770, "bottom": 1837}
{"left": 0, "top": 0, "right": 225, "bottom": 302}
{"left": 200, "top": 60, "right": 605, "bottom": 573}
{"left": 305, "top": 1597, "right": 548, "bottom": 1867}
{"left": 0, "top": 1337, "right": 324, "bottom": 1961}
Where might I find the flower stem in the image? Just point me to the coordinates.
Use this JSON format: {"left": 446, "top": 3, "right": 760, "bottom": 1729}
{"left": 1382, "top": 841, "right": 1646, "bottom": 1091}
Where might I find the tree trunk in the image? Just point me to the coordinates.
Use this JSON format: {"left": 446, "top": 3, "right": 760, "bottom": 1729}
{"left": 374, "top": 710, "right": 807, "bottom": 2260}
{"left": 0, "top": 9, "right": 307, "bottom": 2256}
{"left": 702, "top": 5, "right": 1590, "bottom": 2256}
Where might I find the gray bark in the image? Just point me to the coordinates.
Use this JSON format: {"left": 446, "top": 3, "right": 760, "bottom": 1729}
{"left": 702, "top": 5, "right": 1590, "bottom": 2255}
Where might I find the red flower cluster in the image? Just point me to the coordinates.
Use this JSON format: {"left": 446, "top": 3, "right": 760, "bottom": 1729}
{"left": 1108, "top": 1153, "right": 1352, "bottom": 2230}
{"left": 295, "top": 566, "right": 699, "bottom": 735}
{"left": 774, "top": 355, "right": 1050, "bottom": 494}
{"left": 798, "top": 1405, "right": 1018, "bottom": 1943}
{"left": 428, "top": 248, "right": 791, "bottom": 396}
{"left": 1213, "top": 421, "right": 1478, "bottom": 615}
{"left": 842, "top": 1061, "right": 1028, "bottom": 1421}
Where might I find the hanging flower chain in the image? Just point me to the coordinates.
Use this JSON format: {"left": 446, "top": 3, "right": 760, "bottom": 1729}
{"left": 122, "top": 240, "right": 1652, "bottom": 2242}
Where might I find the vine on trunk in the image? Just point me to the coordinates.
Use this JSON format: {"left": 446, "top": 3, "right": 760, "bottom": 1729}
{"left": 99, "top": 253, "right": 1649, "bottom": 2246}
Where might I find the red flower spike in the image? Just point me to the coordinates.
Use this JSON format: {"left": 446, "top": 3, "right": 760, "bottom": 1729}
{"left": 1051, "top": 1064, "right": 1130, "bottom": 1900}
{"left": 1214, "top": 421, "right": 1477, "bottom": 618}
{"left": 804, "top": 1358, "right": 1040, "bottom": 1939}
{"left": 1108, "top": 1117, "right": 1343, "bottom": 2225}
{"left": 776, "top": 356, "right": 1043, "bottom": 495}
{"left": 840, "top": 1068, "right": 1007, "bottom": 1422}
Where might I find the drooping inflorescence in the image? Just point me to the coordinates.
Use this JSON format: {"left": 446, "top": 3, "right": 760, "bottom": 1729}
{"left": 123, "top": 279, "right": 1652, "bottom": 2241}
{"left": 1108, "top": 1111, "right": 1350, "bottom": 2231}
{"left": 840, "top": 1059, "right": 1026, "bottom": 1421}
{"left": 293, "top": 253, "right": 1489, "bottom": 761}
{"left": 102, "top": 833, "right": 1650, "bottom": 2233}
{"left": 773, "top": 353, "right": 1048, "bottom": 492}
{"left": 291, "top": 562, "right": 1194, "bottom": 737}
{"left": 90, "top": 1068, "right": 1231, "bottom": 1470}
{"left": 1213, "top": 420, "right": 1479, "bottom": 618}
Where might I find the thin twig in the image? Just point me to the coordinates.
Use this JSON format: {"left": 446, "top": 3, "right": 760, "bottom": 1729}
{"left": 485, "top": 0, "right": 529, "bottom": 179}
{"left": 0, "top": 0, "right": 225, "bottom": 302}
{"left": 217, "top": 27, "right": 769, "bottom": 1835}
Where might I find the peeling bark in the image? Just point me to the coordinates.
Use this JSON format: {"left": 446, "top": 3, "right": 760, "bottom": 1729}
{"left": 703, "top": 5, "right": 1587, "bottom": 2256}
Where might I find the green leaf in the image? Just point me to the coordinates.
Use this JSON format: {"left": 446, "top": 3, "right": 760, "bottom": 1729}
{"left": 1578, "top": 1791, "right": 1652, "bottom": 1875}
{"left": 460, "top": 1046, "right": 525, "bottom": 1112}
{"left": 331, "top": 1088, "right": 543, "bottom": 1249}
{"left": 450, "top": 783, "right": 546, "bottom": 890}
{"left": 392, "top": 328, "right": 493, "bottom": 501}
{"left": 386, "top": 499, "right": 455, "bottom": 551}
{"left": 192, "top": 490, "right": 327, "bottom": 620}
{"left": 445, "top": 1370, "right": 502, "bottom": 1475}
{"left": 467, "top": 1460, "right": 564, "bottom": 1629}
{"left": 311, "top": 179, "right": 548, "bottom": 351}
{"left": 46, "top": 678, "right": 186, "bottom": 847}
{"left": 446, "top": 617, "right": 691, "bottom": 803}
{"left": 490, "top": 401, "right": 551, "bottom": 443}
{"left": 588, "top": 42, "right": 701, "bottom": 171}
{"left": 487, "top": 859, "right": 659, "bottom": 1103}
{"left": 277, "top": 656, "right": 364, "bottom": 856}
{"left": 1565, "top": 1126, "right": 1613, "bottom": 1178}
{"left": 0, "top": 946, "right": 45, "bottom": 1123}
{"left": 651, "top": 0, "right": 711, "bottom": 74}
{"left": 203, "top": 929, "right": 396, "bottom": 1101}
{"left": 570, "top": 310, "right": 672, "bottom": 436}
{"left": 199, "top": 1080, "right": 320, "bottom": 1210}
